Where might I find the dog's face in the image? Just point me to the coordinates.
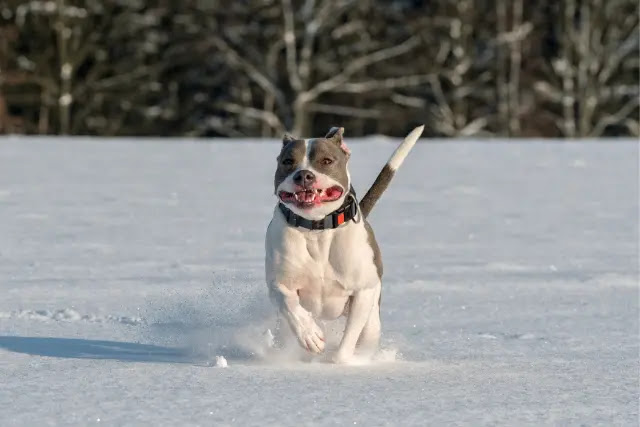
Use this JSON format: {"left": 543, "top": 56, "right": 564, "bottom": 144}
{"left": 275, "top": 127, "right": 351, "bottom": 220}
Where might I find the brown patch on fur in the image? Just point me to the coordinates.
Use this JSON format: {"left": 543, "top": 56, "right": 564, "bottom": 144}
{"left": 325, "top": 127, "right": 343, "bottom": 139}
{"left": 308, "top": 139, "right": 350, "bottom": 190}
{"left": 324, "top": 127, "right": 350, "bottom": 155}
{"left": 282, "top": 133, "right": 297, "bottom": 146}
{"left": 274, "top": 138, "right": 306, "bottom": 192}
{"left": 359, "top": 164, "right": 395, "bottom": 218}
{"left": 364, "top": 220, "right": 383, "bottom": 278}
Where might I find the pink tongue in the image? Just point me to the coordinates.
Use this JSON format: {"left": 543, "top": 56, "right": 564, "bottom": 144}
{"left": 323, "top": 187, "right": 342, "bottom": 201}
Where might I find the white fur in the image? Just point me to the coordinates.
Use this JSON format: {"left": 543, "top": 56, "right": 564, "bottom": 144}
{"left": 304, "top": 139, "right": 313, "bottom": 167}
{"left": 265, "top": 207, "right": 381, "bottom": 362}
{"left": 387, "top": 125, "right": 424, "bottom": 171}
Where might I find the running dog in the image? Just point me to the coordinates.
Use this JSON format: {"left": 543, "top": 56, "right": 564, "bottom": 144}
{"left": 265, "top": 125, "right": 424, "bottom": 363}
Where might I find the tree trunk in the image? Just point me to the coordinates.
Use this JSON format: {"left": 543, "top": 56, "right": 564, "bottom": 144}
{"left": 496, "top": 0, "right": 509, "bottom": 136}
{"left": 292, "top": 104, "right": 312, "bottom": 137}
{"left": 0, "top": 93, "right": 7, "bottom": 133}
{"left": 508, "top": 0, "right": 523, "bottom": 136}
{"left": 561, "top": 0, "right": 577, "bottom": 137}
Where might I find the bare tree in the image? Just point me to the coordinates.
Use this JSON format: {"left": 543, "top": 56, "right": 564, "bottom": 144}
{"left": 534, "top": 0, "right": 639, "bottom": 137}
{"left": 415, "top": 0, "right": 495, "bottom": 137}
{"left": 0, "top": 0, "right": 205, "bottom": 135}
{"left": 495, "top": 0, "right": 533, "bottom": 136}
{"left": 0, "top": 17, "right": 23, "bottom": 133}
{"left": 1, "top": 0, "right": 637, "bottom": 138}
{"left": 204, "top": 0, "right": 431, "bottom": 137}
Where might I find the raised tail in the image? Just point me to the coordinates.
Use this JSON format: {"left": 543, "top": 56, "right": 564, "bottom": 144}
{"left": 359, "top": 125, "right": 425, "bottom": 218}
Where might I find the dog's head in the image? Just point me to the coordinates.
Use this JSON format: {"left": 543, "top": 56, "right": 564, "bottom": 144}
{"left": 275, "top": 127, "right": 351, "bottom": 220}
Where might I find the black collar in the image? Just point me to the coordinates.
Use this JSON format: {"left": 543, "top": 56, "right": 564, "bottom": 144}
{"left": 279, "top": 189, "right": 359, "bottom": 230}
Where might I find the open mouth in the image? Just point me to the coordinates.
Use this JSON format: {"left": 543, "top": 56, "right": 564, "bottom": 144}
{"left": 279, "top": 186, "right": 344, "bottom": 209}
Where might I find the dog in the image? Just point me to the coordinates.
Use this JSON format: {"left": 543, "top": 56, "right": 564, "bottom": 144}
{"left": 265, "top": 125, "right": 424, "bottom": 363}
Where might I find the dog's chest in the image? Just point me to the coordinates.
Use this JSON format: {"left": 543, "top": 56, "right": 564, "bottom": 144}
{"left": 303, "top": 228, "right": 370, "bottom": 285}
{"left": 266, "top": 215, "right": 380, "bottom": 317}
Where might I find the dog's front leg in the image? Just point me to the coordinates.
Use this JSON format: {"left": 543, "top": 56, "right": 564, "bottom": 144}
{"left": 333, "top": 286, "right": 379, "bottom": 363}
{"left": 270, "top": 283, "right": 325, "bottom": 354}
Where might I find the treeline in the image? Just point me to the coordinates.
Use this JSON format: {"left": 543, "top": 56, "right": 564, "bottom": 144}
{"left": 0, "top": 0, "right": 638, "bottom": 138}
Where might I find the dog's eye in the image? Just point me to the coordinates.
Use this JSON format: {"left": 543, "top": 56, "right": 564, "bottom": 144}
{"left": 322, "top": 158, "right": 333, "bottom": 165}
{"left": 282, "top": 158, "right": 294, "bottom": 166}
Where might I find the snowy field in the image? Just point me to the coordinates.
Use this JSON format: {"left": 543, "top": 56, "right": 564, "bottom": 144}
{"left": 0, "top": 137, "right": 638, "bottom": 426}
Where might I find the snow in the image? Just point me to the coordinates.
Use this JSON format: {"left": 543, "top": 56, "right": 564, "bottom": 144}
{"left": 0, "top": 137, "right": 638, "bottom": 426}
{"left": 214, "top": 355, "right": 228, "bottom": 368}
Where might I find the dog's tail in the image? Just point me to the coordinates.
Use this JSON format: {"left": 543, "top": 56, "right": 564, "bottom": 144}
{"left": 359, "top": 125, "right": 425, "bottom": 218}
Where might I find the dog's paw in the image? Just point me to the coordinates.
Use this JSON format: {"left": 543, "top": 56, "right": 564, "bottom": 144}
{"left": 331, "top": 351, "right": 351, "bottom": 365}
{"left": 330, "top": 350, "right": 354, "bottom": 364}
{"left": 294, "top": 317, "right": 325, "bottom": 354}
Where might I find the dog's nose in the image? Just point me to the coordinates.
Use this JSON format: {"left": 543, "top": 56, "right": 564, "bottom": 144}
{"left": 293, "top": 169, "right": 316, "bottom": 187}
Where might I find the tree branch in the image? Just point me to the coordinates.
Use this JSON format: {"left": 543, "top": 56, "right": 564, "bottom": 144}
{"left": 209, "top": 35, "right": 287, "bottom": 112}
{"left": 331, "top": 74, "right": 434, "bottom": 93}
{"left": 216, "top": 101, "right": 285, "bottom": 133}
{"left": 590, "top": 97, "right": 640, "bottom": 137}
{"left": 298, "top": 36, "right": 421, "bottom": 104}
{"left": 280, "top": 0, "right": 302, "bottom": 91}
{"left": 306, "top": 102, "right": 381, "bottom": 118}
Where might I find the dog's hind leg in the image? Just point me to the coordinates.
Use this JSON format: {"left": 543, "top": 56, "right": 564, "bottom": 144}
{"left": 356, "top": 295, "right": 381, "bottom": 356}
{"left": 333, "top": 285, "right": 379, "bottom": 363}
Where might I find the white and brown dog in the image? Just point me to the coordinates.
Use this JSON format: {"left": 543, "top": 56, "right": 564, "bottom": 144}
{"left": 265, "top": 125, "right": 424, "bottom": 363}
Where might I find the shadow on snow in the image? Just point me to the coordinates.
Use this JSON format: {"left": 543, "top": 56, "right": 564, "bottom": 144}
{"left": 0, "top": 335, "right": 195, "bottom": 364}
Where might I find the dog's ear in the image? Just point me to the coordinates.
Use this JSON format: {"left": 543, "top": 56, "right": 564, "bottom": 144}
{"left": 282, "top": 133, "right": 297, "bottom": 146}
{"left": 325, "top": 127, "right": 344, "bottom": 140}
{"left": 325, "top": 127, "right": 350, "bottom": 155}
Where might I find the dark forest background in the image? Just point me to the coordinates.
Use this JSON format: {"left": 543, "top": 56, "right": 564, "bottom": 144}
{"left": 0, "top": 0, "right": 638, "bottom": 138}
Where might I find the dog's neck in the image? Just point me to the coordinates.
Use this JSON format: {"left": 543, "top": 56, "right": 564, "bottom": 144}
{"left": 279, "top": 188, "right": 359, "bottom": 230}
